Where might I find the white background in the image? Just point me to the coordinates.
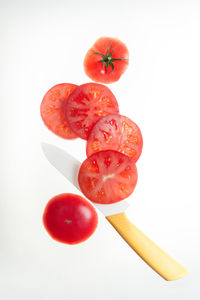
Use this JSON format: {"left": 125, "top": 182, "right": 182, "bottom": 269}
{"left": 1, "top": 0, "right": 200, "bottom": 299}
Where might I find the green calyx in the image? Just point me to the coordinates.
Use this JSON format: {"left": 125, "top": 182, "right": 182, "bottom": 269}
{"left": 92, "top": 43, "right": 127, "bottom": 73}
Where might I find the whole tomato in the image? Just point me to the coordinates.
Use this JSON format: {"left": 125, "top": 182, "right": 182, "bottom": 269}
{"left": 84, "top": 37, "right": 129, "bottom": 84}
{"left": 43, "top": 193, "right": 98, "bottom": 244}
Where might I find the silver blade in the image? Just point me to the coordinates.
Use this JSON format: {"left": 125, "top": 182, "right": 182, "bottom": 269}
{"left": 41, "top": 143, "right": 129, "bottom": 216}
{"left": 41, "top": 142, "right": 80, "bottom": 190}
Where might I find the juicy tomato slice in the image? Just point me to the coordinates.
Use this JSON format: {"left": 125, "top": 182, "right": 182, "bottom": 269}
{"left": 86, "top": 114, "right": 143, "bottom": 162}
{"left": 43, "top": 193, "right": 98, "bottom": 244}
{"left": 65, "top": 83, "right": 119, "bottom": 140}
{"left": 84, "top": 37, "right": 129, "bottom": 84}
{"left": 78, "top": 150, "right": 138, "bottom": 204}
{"left": 40, "top": 83, "right": 78, "bottom": 139}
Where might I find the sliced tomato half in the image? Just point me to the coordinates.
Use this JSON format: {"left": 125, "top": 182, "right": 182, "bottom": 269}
{"left": 86, "top": 114, "right": 143, "bottom": 162}
{"left": 78, "top": 150, "right": 138, "bottom": 204}
{"left": 65, "top": 83, "right": 119, "bottom": 140}
{"left": 40, "top": 83, "right": 78, "bottom": 139}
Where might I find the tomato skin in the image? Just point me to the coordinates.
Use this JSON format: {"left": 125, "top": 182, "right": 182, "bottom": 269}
{"left": 43, "top": 193, "right": 98, "bottom": 245}
{"left": 78, "top": 150, "right": 138, "bottom": 204}
{"left": 86, "top": 114, "right": 143, "bottom": 162}
{"left": 84, "top": 37, "right": 129, "bottom": 84}
{"left": 40, "top": 83, "right": 78, "bottom": 139}
{"left": 65, "top": 83, "right": 119, "bottom": 140}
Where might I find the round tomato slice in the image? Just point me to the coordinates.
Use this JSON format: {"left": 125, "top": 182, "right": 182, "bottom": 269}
{"left": 84, "top": 37, "right": 129, "bottom": 84}
{"left": 43, "top": 193, "right": 98, "bottom": 244}
{"left": 78, "top": 150, "right": 138, "bottom": 204}
{"left": 65, "top": 83, "right": 119, "bottom": 140}
{"left": 40, "top": 83, "right": 78, "bottom": 139}
{"left": 86, "top": 114, "right": 143, "bottom": 162}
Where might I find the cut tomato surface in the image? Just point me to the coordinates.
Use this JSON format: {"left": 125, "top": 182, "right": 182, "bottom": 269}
{"left": 78, "top": 150, "right": 138, "bottom": 204}
{"left": 86, "top": 114, "right": 143, "bottom": 162}
{"left": 40, "top": 83, "right": 78, "bottom": 139}
{"left": 84, "top": 37, "right": 129, "bottom": 84}
{"left": 65, "top": 83, "right": 119, "bottom": 140}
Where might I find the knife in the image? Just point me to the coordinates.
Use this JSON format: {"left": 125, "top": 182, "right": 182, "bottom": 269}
{"left": 41, "top": 142, "right": 188, "bottom": 281}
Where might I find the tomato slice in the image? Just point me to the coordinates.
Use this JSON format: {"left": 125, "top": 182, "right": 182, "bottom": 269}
{"left": 43, "top": 193, "right": 98, "bottom": 244}
{"left": 65, "top": 83, "right": 119, "bottom": 140}
{"left": 40, "top": 83, "right": 78, "bottom": 139}
{"left": 78, "top": 150, "right": 138, "bottom": 204}
{"left": 86, "top": 114, "right": 143, "bottom": 162}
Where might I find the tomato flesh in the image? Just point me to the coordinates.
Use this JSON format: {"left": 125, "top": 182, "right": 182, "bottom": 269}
{"left": 78, "top": 150, "right": 138, "bottom": 204}
{"left": 43, "top": 193, "right": 98, "bottom": 244}
{"left": 65, "top": 83, "right": 119, "bottom": 140}
{"left": 40, "top": 83, "right": 78, "bottom": 139}
{"left": 87, "top": 114, "right": 143, "bottom": 162}
{"left": 84, "top": 37, "right": 129, "bottom": 84}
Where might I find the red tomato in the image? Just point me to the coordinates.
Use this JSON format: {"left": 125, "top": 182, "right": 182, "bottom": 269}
{"left": 86, "top": 114, "right": 143, "bottom": 162}
{"left": 65, "top": 83, "right": 119, "bottom": 140}
{"left": 40, "top": 83, "right": 78, "bottom": 139}
{"left": 84, "top": 37, "right": 129, "bottom": 84}
{"left": 43, "top": 193, "right": 98, "bottom": 244}
{"left": 78, "top": 150, "right": 138, "bottom": 204}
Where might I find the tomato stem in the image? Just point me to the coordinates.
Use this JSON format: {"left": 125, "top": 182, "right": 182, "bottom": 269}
{"left": 65, "top": 220, "right": 72, "bottom": 223}
{"left": 92, "top": 43, "right": 127, "bottom": 74}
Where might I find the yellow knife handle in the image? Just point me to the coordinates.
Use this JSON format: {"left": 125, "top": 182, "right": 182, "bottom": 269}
{"left": 106, "top": 212, "right": 188, "bottom": 281}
